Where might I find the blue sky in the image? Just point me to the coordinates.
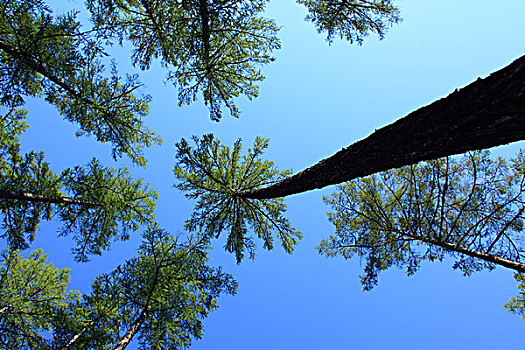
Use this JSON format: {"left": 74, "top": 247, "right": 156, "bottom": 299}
{"left": 19, "top": 0, "right": 525, "bottom": 349}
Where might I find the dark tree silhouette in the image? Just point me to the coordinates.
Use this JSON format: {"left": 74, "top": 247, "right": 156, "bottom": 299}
{"left": 237, "top": 54, "right": 525, "bottom": 200}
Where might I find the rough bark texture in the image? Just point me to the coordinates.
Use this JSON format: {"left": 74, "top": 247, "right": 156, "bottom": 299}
{"left": 239, "top": 55, "right": 525, "bottom": 199}
{"left": 0, "top": 189, "right": 103, "bottom": 207}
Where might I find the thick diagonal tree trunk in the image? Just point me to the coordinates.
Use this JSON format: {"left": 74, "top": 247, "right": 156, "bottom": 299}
{"left": 238, "top": 55, "right": 525, "bottom": 199}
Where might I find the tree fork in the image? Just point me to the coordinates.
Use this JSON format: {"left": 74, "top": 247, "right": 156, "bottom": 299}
{"left": 238, "top": 55, "right": 525, "bottom": 199}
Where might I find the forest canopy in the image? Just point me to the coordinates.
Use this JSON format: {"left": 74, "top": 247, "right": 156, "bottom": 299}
{"left": 1, "top": 0, "right": 524, "bottom": 348}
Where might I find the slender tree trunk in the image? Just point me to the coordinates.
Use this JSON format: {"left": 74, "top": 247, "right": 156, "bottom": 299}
{"left": 113, "top": 308, "right": 149, "bottom": 350}
{"left": 238, "top": 55, "right": 525, "bottom": 199}
{"left": 199, "top": 0, "right": 211, "bottom": 65}
{"left": 399, "top": 229, "right": 525, "bottom": 273}
{"left": 60, "top": 319, "right": 97, "bottom": 350}
{"left": 0, "top": 189, "right": 103, "bottom": 207}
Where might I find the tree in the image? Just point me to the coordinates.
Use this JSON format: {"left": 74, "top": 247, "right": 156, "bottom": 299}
{"left": 319, "top": 149, "right": 525, "bottom": 317}
{"left": 174, "top": 53, "right": 525, "bottom": 258}
{"left": 297, "top": 0, "right": 401, "bottom": 44}
{"left": 0, "top": 230, "right": 236, "bottom": 350}
{"left": 320, "top": 150, "right": 525, "bottom": 288}
{"left": 85, "top": 0, "right": 281, "bottom": 121}
{"left": 174, "top": 134, "right": 302, "bottom": 262}
{"left": 0, "top": 108, "right": 157, "bottom": 261}
{"left": 0, "top": 0, "right": 161, "bottom": 167}
{"left": 235, "top": 54, "right": 525, "bottom": 200}
{"left": 0, "top": 249, "right": 80, "bottom": 350}
{"left": 505, "top": 273, "right": 525, "bottom": 321}
{"left": 174, "top": 54, "right": 525, "bottom": 264}
{"left": 51, "top": 228, "right": 236, "bottom": 350}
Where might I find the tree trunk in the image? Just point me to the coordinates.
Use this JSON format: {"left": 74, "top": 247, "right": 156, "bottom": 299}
{"left": 0, "top": 189, "right": 103, "bottom": 207}
{"left": 199, "top": 0, "right": 211, "bottom": 71}
{"left": 112, "top": 308, "right": 149, "bottom": 350}
{"left": 60, "top": 319, "right": 97, "bottom": 350}
{"left": 397, "top": 229, "right": 525, "bottom": 273}
{"left": 0, "top": 38, "right": 82, "bottom": 99}
{"left": 238, "top": 55, "right": 525, "bottom": 199}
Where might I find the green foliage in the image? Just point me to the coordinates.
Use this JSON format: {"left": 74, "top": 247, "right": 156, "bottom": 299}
{"left": 0, "top": 232, "right": 236, "bottom": 350}
{"left": 504, "top": 273, "right": 525, "bottom": 321}
{"left": 174, "top": 134, "right": 302, "bottom": 262}
{"left": 0, "top": 108, "right": 28, "bottom": 159}
{"left": 1, "top": 121, "right": 158, "bottom": 260}
{"left": 0, "top": 148, "right": 61, "bottom": 249}
{"left": 0, "top": 0, "right": 414, "bottom": 346}
{"left": 58, "top": 159, "right": 158, "bottom": 262}
{"left": 297, "top": 0, "right": 401, "bottom": 44}
{"left": 86, "top": 0, "right": 280, "bottom": 121}
{"left": 54, "top": 227, "right": 237, "bottom": 350}
{"left": 0, "top": 249, "right": 80, "bottom": 350}
{"left": 321, "top": 150, "right": 525, "bottom": 290}
{"left": 1, "top": 110, "right": 58, "bottom": 248}
{"left": 0, "top": 0, "right": 161, "bottom": 166}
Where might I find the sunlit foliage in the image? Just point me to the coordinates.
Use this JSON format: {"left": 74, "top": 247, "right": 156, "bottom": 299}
{"left": 86, "top": 0, "right": 280, "bottom": 121}
{"left": 0, "top": 0, "right": 161, "bottom": 166}
{"left": 297, "top": 0, "right": 401, "bottom": 44}
{"left": 505, "top": 273, "right": 525, "bottom": 321}
{"left": 0, "top": 249, "right": 80, "bottom": 349}
{"left": 0, "top": 109, "right": 157, "bottom": 261}
{"left": 174, "top": 134, "right": 302, "bottom": 262}
{"left": 52, "top": 228, "right": 237, "bottom": 349}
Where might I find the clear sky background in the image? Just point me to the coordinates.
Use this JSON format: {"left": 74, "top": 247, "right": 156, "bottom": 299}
{"left": 17, "top": 0, "right": 525, "bottom": 349}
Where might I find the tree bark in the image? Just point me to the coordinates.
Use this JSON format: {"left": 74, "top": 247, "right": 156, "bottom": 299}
{"left": 112, "top": 308, "right": 149, "bottom": 350}
{"left": 0, "top": 189, "right": 103, "bottom": 207}
{"left": 199, "top": 0, "right": 211, "bottom": 65}
{"left": 238, "top": 54, "right": 525, "bottom": 199}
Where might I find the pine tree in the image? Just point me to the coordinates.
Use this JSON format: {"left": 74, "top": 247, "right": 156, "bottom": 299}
{"left": 174, "top": 134, "right": 302, "bottom": 262}
{"left": 0, "top": 230, "right": 236, "bottom": 350}
{"left": 0, "top": 0, "right": 423, "bottom": 346}
{"left": 0, "top": 109, "right": 157, "bottom": 261}
{"left": 50, "top": 228, "right": 237, "bottom": 350}
{"left": 174, "top": 55, "right": 525, "bottom": 263}
{"left": 0, "top": 249, "right": 80, "bottom": 350}
{"left": 321, "top": 150, "right": 525, "bottom": 288}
